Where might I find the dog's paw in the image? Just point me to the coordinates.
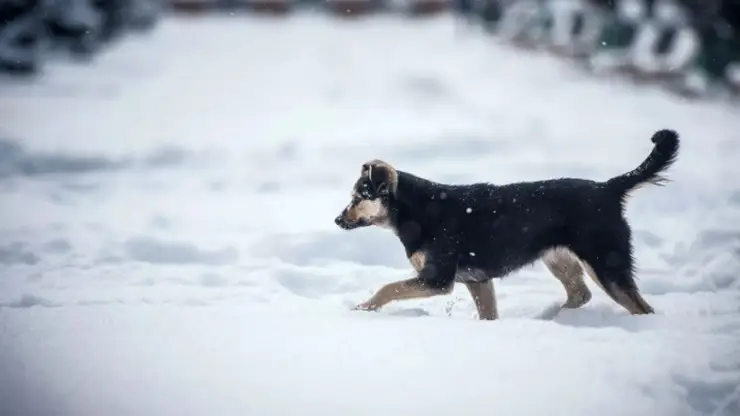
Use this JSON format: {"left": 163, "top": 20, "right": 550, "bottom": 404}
{"left": 535, "top": 302, "right": 564, "bottom": 321}
{"left": 352, "top": 302, "right": 378, "bottom": 312}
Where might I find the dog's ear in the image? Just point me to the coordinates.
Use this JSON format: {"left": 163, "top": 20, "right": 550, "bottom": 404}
{"left": 360, "top": 162, "right": 371, "bottom": 177}
{"left": 361, "top": 159, "right": 398, "bottom": 195}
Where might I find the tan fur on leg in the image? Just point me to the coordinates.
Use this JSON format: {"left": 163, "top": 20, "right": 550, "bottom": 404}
{"left": 464, "top": 281, "right": 498, "bottom": 320}
{"left": 581, "top": 261, "right": 654, "bottom": 315}
{"left": 354, "top": 278, "right": 452, "bottom": 311}
{"left": 542, "top": 247, "right": 592, "bottom": 309}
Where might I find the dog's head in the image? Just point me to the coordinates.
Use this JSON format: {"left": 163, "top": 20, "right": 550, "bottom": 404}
{"left": 334, "top": 159, "right": 398, "bottom": 230}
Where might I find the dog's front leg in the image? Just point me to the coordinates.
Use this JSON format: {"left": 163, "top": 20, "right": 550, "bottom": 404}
{"left": 464, "top": 281, "right": 498, "bottom": 320}
{"left": 354, "top": 256, "right": 457, "bottom": 312}
{"left": 353, "top": 277, "right": 452, "bottom": 311}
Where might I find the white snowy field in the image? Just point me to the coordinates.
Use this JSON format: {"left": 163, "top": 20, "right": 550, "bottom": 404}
{"left": 1, "top": 12, "right": 740, "bottom": 416}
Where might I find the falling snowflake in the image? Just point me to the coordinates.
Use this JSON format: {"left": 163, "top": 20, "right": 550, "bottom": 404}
{"left": 466, "top": 208, "right": 472, "bottom": 214}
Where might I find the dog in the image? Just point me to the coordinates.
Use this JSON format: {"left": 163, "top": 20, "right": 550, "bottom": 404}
{"left": 334, "top": 129, "right": 680, "bottom": 320}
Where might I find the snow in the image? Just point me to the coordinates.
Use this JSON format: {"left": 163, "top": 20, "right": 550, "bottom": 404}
{"left": 1, "top": 13, "right": 740, "bottom": 416}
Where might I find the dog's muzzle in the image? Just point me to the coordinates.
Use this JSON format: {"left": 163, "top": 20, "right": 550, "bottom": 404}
{"left": 334, "top": 214, "right": 347, "bottom": 228}
{"left": 335, "top": 212, "right": 360, "bottom": 230}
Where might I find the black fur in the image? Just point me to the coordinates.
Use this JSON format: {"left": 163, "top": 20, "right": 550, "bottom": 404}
{"left": 335, "top": 129, "right": 680, "bottom": 308}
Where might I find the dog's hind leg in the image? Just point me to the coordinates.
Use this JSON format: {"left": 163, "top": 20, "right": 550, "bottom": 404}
{"left": 573, "top": 224, "right": 655, "bottom": 315}
{"left": 464, "top": 280, "right": 499, "bottom": 320}
{"left": 541, "top": 247, "right": 592, "bottom": 309}
{"left": 580, "top": 260, "right": 654, "bottom": 315}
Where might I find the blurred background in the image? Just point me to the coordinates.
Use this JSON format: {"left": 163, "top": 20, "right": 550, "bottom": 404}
{"left": 1, "top": 0, "right": 739, "bottom": 100}
{"left": 1, "top": 6, "right": 739, "bottom": 414}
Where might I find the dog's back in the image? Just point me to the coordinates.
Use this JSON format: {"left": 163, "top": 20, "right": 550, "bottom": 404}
{"left": 422, "top": 178, "right": 605, "bottom": 278}
{"left": 407, "top": 130, "right": 680, "bottom": 280}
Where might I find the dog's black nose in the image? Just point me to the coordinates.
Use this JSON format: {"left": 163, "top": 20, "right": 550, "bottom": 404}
{"left": 334, "top": 215, "right": 344, "bottom": 226}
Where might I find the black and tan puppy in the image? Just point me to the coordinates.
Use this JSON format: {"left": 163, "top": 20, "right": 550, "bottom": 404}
{"left": 334, "top": 129, "right": 680, "bottom": 320}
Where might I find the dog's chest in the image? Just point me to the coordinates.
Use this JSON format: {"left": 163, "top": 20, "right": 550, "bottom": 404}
{"left": 409, "top": 251, "right": 426, "bottom": 272}
{"left": 408, "top": 251, "right": 488, "bottom": 283}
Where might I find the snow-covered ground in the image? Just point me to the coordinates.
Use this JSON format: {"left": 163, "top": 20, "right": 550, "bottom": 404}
{"left": 1, "top": 12, "right": 740, "bottom": 416}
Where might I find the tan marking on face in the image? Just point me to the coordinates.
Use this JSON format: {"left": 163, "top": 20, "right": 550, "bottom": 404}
{"left": 346, "top": 198, "right": 388, "bottom": 224}
{"left": 409, "top": 250, "right": 426, "bottom": 272}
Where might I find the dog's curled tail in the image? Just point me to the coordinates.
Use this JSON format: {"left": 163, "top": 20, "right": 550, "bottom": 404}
{"left": 606, "top": 129, "right": 680, "bottom": 198}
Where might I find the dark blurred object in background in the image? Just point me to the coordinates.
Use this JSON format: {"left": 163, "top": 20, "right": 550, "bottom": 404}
{"left": 1, "top": 0, "right": 163, "bottom": 76}
{"left": 2, "top": 0, "right": 738, "bottom": 101}
{"left": 456, "top": 0, "right": 740, "bottom": 99}
{"left": 46, "top": 0, "right": 102, "bottom": 57}
{"left": 0, "top": 0, "right": 44, "bottom": 75}
{"left": 168, "top": 0, "right": 219, "bottom": 13}
{"left": 325, "top": 0, "right": 381, "bottom": 17}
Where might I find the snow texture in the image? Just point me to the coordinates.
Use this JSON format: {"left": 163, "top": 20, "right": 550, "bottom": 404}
{"left": 1, "top": 13, "right": 739, "bottom": 416}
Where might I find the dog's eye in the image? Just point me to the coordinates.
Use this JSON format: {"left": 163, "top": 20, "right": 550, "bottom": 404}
{"left": 359, "top": 183, "right": 374, "bottom": 199}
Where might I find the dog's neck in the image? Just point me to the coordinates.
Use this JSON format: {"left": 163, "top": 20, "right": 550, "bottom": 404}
{"left": 394, "top": 170, "right": 441, "bottom": 201}
{"left": 385, "top": 171, "right": 446, "bottom": 249}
